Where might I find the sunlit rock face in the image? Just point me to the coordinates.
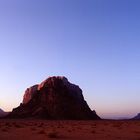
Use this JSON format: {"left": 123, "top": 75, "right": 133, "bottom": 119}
{"left": 23, "top": 85, "right": 38, "bottom": 104}
{"left": 8, "top": 76, "right": 100, "bottom": 120}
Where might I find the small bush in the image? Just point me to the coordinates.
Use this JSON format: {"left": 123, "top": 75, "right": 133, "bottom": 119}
{"left": 1, "top": 128, "right": 8, "bottom": 132}
{"left": 38, "top": 130, "right": 46, "bottom": 134}
{"left": 91, "top": 130, "right": 96, "bottom": 134}
{"left": 47, "top": 131, "right": 59, "bottom": 138}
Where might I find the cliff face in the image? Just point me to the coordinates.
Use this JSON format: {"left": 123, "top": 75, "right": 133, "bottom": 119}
{"left": 8, "top": 76, "right": 100, "bottom": 120}
{"left": 23, "top": 85, "right": 38, "bottom": 104}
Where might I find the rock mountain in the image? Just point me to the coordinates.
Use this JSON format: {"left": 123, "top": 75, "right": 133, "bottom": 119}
{"left": 8, "top": 76, "right": 100, "bottom": 120}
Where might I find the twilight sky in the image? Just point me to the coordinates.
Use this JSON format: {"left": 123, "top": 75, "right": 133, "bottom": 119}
{"left": 0, "top": 0, "right": 140, "bottom": 119}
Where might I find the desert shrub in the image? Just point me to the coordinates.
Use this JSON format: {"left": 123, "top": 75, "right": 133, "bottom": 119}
{"left": 91, "top": 130, "right": 96, "bottom": 134}
{"left": 31, "top": 127, "right": 36, "bottom": 131}
{"left": 38, "top": 130, "right": 46, "bottom": 134}
{"left": 1, "top": 128, "right": 8, "bottom": 132}
{"left": 47, "top": 131, "right": 59, "bottom": 138}
{"left": 14, "top": 124, "right": 23, "bottom": 128}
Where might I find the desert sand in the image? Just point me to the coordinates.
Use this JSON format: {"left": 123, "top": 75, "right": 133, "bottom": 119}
{"left": 0, "top": 119, "right": 140, "bottom": 140}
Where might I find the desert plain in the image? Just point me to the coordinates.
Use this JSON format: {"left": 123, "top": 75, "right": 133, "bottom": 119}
{"left": 0, "top": 119, "right": 140, "bottom": 140}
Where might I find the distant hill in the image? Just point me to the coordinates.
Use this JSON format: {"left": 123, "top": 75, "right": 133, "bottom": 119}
{"left": 132, "top": 113, "right": 140, "bottom": 120}
{"left": 0, "top": 108, "right": 9, "bottom": 117}
{"left": 0, "top": 108, "right": 5, "bottom": 114}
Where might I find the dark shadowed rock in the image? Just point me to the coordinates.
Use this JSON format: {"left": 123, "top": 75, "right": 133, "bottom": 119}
{"left": 8, "top": 76, "right": 100, "bottom": 120}
{"left": 132, "top": 113, "right": 140, "bottom": 120}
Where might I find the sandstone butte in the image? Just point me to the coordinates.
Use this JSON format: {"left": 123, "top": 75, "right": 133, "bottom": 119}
{"left": 7, "top": 76, "right": 100, "bottom": 120}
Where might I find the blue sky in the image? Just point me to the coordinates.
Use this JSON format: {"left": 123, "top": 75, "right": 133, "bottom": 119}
{"left": 0, "top": 0, "right": 140, "bottom": 119}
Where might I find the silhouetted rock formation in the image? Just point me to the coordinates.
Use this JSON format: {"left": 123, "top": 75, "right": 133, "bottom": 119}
{"left": 8, "top": 76, "right": 100, "bottom": 120}
{"left": 132, "top": 113, "right": 140, "bottom": 120}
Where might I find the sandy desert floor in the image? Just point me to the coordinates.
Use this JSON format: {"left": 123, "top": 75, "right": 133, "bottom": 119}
{"left": 0, "top": 119, "right": 140, "bottom": 140}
